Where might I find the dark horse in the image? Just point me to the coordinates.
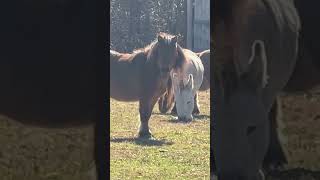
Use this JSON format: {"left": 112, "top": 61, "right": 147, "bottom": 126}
{"left": 158, "top": 49, "right": 210, "bottom": 114}
{"left": 213, "top": 0, "right": 320, "bottom": 179}
{"left": 0, "top": 0, "right": 104, "bottom": 179}
{"left": 110, "top": 32, "right": 187, "bottom": 138}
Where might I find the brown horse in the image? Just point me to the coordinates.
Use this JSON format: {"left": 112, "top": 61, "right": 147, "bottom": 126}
{"left": 110, "top": 32, "right": 187, "bottom": 138}
{"left": 158, "top": 49, "right": 210, "bottom": 114}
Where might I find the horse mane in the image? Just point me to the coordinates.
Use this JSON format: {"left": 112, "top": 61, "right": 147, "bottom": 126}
{"left": 132, "top": 33, "right": 187, "bottom": 69}
{"left": 132, "top": 40, "right": 157, "bottom": 55}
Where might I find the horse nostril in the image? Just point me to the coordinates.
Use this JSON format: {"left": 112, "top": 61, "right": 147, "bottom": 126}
{"left": 247, "top": 125, "right": 257, "bottom": 136}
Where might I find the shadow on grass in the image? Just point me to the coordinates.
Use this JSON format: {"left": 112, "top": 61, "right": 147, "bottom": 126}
{"left": 166, "top": 114, "right": 210, "bottom": 124}
{"left": 194, "top": 114, "right": 210, "bottom": 120}
{"left": 110, "top": 137, "right": 174, "bottom": 146}
{"left": 167, "top": 118, "right": 192, "bottom": 124}
{"left": 152, "top": 112, "right": 174, "bottom": 116}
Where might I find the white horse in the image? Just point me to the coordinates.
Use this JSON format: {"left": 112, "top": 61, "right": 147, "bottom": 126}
{"left": 171, "top": 49, "right": 204, "bottom": 121}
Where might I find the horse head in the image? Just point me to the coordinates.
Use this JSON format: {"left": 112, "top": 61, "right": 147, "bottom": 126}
{"left": 172, "top": 73, "right": 195, "bottom": 121}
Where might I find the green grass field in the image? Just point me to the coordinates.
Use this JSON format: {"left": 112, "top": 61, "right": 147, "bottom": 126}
{"left": 110, "top": 90, "right": 210, "bottom": 180}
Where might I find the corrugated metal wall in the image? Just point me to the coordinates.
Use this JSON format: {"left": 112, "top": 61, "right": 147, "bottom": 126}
{"left": 193, "top": 0, "right": 210, "bottom": 52}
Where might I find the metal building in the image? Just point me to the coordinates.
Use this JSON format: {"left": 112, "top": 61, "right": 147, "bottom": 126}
{"left": 186, "top": 0, "right": 210, "bottom": 52}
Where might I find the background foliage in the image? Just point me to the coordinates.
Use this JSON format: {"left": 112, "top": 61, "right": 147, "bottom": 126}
{"left": 110, "top": 0, "right": 187, "bottom": 52}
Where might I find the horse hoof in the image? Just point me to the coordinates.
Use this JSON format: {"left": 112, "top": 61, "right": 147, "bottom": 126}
{"left": 138, "top": 131, "right": 153, "bottom": 139}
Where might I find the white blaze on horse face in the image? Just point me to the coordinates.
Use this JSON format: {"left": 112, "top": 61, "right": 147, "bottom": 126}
{"left": 174, "top": 74, "right": 194, "bottom": 121}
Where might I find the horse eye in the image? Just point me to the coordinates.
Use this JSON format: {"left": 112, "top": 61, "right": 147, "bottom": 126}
{"left": 187, "top": 101, "right": 191, "bottom": 104}
{"left": 246, "top": 126, "right": 257, "bottom": 136}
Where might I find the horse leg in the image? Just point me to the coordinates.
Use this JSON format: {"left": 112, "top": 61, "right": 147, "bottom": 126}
{"left": 193, "top": 92, "right": 201, "bottom": 115}
{"left": 263, "top": 97, "right": 288, "bottom": 171}
{"left": 138, "top": 96, "right": 158, "bottom": 138}
{"left": 158, "top": 93, "right": 167, "bottom": 113}
{"left": 158, "top": 91, "right": 175, "bottom": 114}
{"left": 170, "top": 103, "right": 177, "bottom": 115}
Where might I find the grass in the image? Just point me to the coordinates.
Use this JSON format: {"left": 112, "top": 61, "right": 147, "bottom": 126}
{"left": 0, "top": 118, "right": 94, "bottom": 180}
{"left": 110, "top": 90, "right": 210, "bottom": 180}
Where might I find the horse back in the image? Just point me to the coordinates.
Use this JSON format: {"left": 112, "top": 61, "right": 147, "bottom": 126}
{"left": 197, "top": 50, "right": 211, "bottom": 91}
{"left": 110, "top": 52, "right": 147, "bottom": 101}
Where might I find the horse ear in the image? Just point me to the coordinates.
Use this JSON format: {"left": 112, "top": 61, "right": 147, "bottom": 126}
{"left": 243, "top": 40, "right": 269, "bottom": 89}
{"left": 186, "top": 74, "right": 194, "bottom": 89}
